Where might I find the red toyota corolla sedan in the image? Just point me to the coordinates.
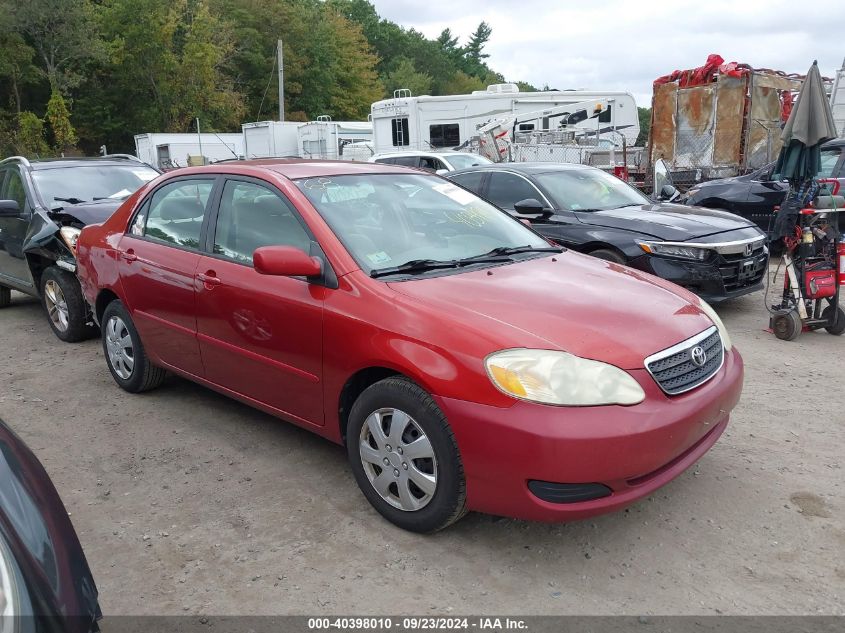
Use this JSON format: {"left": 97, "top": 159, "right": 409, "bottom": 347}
{"left": 76, "top": 160, "right": 743, "bottom": 532}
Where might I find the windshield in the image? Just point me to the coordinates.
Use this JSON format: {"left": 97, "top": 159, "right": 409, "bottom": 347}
{"left": 535, "top": 168, "right": 649, "bottom": 212}
{"left": 443, "top": 154, "right": 492, "bottom": 170}
{"left": 33, "top": 164, "right": 159, "bottom": 208}
{"left": 295, "top": 173, "right": 550, "bottom": 275}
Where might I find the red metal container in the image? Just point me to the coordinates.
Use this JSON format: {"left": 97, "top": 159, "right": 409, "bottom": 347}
{"left": 838, "top": 241, "right": 845, "bottom": 285}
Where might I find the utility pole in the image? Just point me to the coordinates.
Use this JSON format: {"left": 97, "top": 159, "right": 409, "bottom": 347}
{"left": 196, "top": 117, "right": 204, "bottom": 165}
{"left": 277, "top": 39, "right": 285, "bottom": 122}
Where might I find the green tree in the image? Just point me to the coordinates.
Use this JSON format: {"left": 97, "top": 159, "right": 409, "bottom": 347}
{"left": 45, "top": 90, "right": 77, "bottom": 151}
{"left": 10, "top": 0, "right": 104, "bottom": 90}
{"left": 0, "top": 32, "right": 38, "bottom": 114}
{"left": 384, "top": 57, "right": 432, "bottom": 97}
{"left": 636, "top": 107, "right": 651, "bottom": 146}
{"left": 15, "top": 111, "right": 50, "bottom": 156}
{"left": 462, "top": 21, "right": 492, "bottom": 78}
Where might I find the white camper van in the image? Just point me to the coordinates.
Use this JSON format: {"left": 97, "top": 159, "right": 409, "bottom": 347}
{"left": 242, "top": 121, "right": 302, "bottom": 158}
{"left": 370, "top": 84, "right": 639, "bottom": 155}
{"left": 134, "top": 133, "right": 244, "bottom": 169}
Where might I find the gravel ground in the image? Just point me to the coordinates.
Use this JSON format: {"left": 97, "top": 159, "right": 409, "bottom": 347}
{"left": 0, "top": 287, "right": 843, "bottom": 616}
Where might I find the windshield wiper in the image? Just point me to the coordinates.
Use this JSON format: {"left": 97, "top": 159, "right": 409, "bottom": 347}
{"left": 469, "top": 245, "right": 563, "bottom": 259}
{"left": 370, "top": 259, "right": 462, "bottom": 278}
{"left": 54, "top": 196, "right": 86, "bottom": 204}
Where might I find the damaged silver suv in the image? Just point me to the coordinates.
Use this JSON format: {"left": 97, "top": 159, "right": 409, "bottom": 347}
{"left": 0, "top": 155, "right": 158, "bottom": 341}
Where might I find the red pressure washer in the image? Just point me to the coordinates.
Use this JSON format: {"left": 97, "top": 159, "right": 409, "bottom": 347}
{"left": 770, "top": 181, "right": 845, "bottom": 340}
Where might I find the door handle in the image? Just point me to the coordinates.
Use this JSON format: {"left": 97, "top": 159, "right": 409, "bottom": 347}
{"left": 197, "top": 270, "right": 221, "bottom": 288}
{"left": 121, "top": 249, "right": 137, "bottom": 262}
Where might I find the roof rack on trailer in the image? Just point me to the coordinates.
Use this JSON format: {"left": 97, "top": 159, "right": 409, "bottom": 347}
{"left": 0, "top": 156, "right": 32, "bottom": 167}
{"left": 102, "top": 153, "right": 144, "bottom": 163}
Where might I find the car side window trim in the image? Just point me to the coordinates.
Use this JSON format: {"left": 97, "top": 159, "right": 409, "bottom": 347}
{"left": 124, "top": 175, "right": 220, "bottom": 255}
{"left": 203, "top": 175, "right": 317, "bottom": 267}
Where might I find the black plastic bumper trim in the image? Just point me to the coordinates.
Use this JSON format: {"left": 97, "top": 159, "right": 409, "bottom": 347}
{"left": 527, "top": 480, "right": 613, "bottom": 504}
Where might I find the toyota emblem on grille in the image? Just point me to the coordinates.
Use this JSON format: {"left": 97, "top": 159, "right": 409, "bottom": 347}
{"left": 690, "top": 346, "right": 707, "bottom": 367}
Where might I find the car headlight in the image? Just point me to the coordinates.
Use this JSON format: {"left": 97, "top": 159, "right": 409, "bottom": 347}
{"left": 59, "top": 226, "right": 81, "bottom": 256}
{"left": 0, "top": 534, "right": 22, "bottom": 619}
{"left": 638, "top": 241, "right": 710, "bottom": 261}
{"left": 697, "top": 299, "right": 733, "bottom": 351}
{"left": 485, "top": 349, "right": 645, "bottom": 406}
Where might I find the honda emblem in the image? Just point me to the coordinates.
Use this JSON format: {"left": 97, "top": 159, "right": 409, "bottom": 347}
{"left": 744, "top": 243, "right": 753, "bottom": 257}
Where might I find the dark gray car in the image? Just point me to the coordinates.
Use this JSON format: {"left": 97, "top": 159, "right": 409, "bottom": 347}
{"left": 0, "top": 156, "right": 158, "bottom": 341}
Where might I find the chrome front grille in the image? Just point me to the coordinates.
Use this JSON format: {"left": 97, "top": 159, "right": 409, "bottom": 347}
{"left": 644, "top": 326, "right": 724, "bottom": 395}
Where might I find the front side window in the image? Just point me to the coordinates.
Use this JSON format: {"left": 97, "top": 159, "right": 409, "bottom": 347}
{"left": 2, "top": 170, "right": 28, "bottom": 211}
{"left": 486, "top": 172, "right": 544, "bottom": 210}
{"left": 533, "top": 168, "right": 649, "bottom": 212}
{"left": 213, "top": 180, "right": 311, "bottom": 265}
{"left": 32, "top": 164, "right": 158, "bottom": 209}
{"left": 419, "top": 157, "right": 446, "bottom": 172}
{"left": 137, "top": 179, "right": 213, "bottom": 249}
{"left": 295, "top": 173, "right": 549, "bottom": 275}
{"left": 429, "top": 124, "right": 460, "bottom": 148}
{"left": 391, "top": 118, "right": 409, "bottom": 147}
{"left": 818, "top": 149, "right": 841, "bottom": 178}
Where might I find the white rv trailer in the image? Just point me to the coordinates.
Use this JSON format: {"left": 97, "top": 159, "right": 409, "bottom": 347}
{"left": 370, "top": 84, "right": 639, "bottom": 155}
{"left": 297, "top": 117, "right": 373, "bottom": 160}
{"left": 241, "top": 121, "right": 302, "bottom": 158}
{"left": 134, "top": 133, "right": 244, "bottom": 169}
{"left": 831, "top": 58, "right": 845, "bottom": 138}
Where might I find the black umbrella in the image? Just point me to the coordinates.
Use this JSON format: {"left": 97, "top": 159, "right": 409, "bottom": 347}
{"left": 772, "top": 61, "right": 837, "bottom": 240}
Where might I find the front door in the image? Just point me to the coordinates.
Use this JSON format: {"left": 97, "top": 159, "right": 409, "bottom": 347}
{"left": 195, "top": 178, "right": 325, "bottom": 426}
{"left": 0, "top": 167, "right": 34, "bottom": 287}
{"left": 117, "top": 177, "right": 216, "bottom": 376}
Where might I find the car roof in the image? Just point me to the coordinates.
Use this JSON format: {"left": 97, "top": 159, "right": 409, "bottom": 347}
{"left": 448, "top": 162, "right": 592, "bottom": 177}
{"left": 372, "top": 151, "right": 473, "bottom": 159}
{"left": 822, "top": 138, "right": 845, "bottom": 149}
{"left": 165, "top": 158, "right": 421, "bottom": 180}
{"left": 25, "top": 157, "right": 157, "bottom": 171}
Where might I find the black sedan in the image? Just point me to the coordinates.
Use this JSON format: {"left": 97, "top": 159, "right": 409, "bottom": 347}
{"left": 447, "top": 163, "right": 768, "bottom": 303}
{"left": 0, "top": 417, "right": 101, "bottom": 632}
{"left": 683, "top": 139, "right": 845, "bottom": 235}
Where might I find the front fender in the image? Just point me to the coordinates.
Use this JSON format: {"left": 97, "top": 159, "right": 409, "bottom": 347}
{"left": 540, "top": 224, "right": 655, "bottom": 259}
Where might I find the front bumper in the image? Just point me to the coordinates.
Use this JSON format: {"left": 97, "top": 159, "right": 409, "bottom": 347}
{"left": 629, "top": 249, "right": 767, "bottom": 303}
{"left": 436, "top": 348, "right": 743, "bottom": 522}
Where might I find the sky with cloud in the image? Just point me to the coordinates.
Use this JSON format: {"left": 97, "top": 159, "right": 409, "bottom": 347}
{"left": 369, "top": 0, "right": 845, "bottom": 107}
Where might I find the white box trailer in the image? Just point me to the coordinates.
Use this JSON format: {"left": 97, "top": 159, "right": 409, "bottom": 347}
{"left": 370, "top": 84, "right": 639, "bottom": 154}
{"left": 134, "top": 133, "right": 244, "bottom": 169}
{"left": 297, "top": 118, "right": 373, "bottom": 160}
{"left": 241, "top": 121, "right": 302, "bottom": 158}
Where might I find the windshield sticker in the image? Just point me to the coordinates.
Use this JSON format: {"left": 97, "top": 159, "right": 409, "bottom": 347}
{"left": 366, "top": 251, "right": 391, "bottom": 265}
{"left": 302, "top": 177, "right": 336, "bottom": 192}
{"left": 133, "top": 170, "right": 157, "bottom": 182}
{"left": 445, "top": 207, "right": 488, "bottom": 228}
{"left": 432, "top": 182, "right": 477, "bottom": 206}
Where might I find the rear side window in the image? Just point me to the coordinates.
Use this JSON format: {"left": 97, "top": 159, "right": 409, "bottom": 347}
{"left": 132, "top": 179, "right": 213, "bottom": 249}
{"left": 392, "top": 156, "right": 419, "bottom": 167}
{"left": 448, "top": 171, "right": 485, "bottom": 194}
{"left": 374, "top": 158, "right": 396, "bottom": 165}
{"left": 419, "top": 157, "right": 446, "bottom": 171}
{"left": 213, "top": 180, "right": 311, "bottom": 265}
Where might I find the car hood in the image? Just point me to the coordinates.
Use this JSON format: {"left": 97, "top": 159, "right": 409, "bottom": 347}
{"left": 387, "top": 252, "right": 715, "bottom": 370}
{"left": 573, "top": 203, "right": 754, "bottom": 241}
{"left": 52, "top": 198, "right": 123, "bottom": 225}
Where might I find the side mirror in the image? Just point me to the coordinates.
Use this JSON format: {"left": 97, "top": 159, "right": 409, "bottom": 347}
{"left": 513, "top": 198, "right": 549, "bottom": 215}
{"left": 0, "top": 200, "right": 21, "bottom": 217}
{"left": 659, "top": 184, "right": 679, "bottom": 202}
{"left": 253, "top": 245, "right": 322, "bottom": 278}
{"left": 435, "top": 169, "right": 449, "bottom": 176}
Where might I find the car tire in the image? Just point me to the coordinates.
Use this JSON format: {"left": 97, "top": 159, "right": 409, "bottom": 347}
{"left": 101, "top": 300, "right": 166, "bottom": 393}
{"left": 40, "top": 266, "right": 94, "bottom": 342}
{"left": 0, "top": 285, "right": 10, "bottom": 308}
{"left": 589, "top": 248, "right": 626, "bottom": 264}
{"left": 772, "top": 309, "right": 802, "bottom": 341}
{"left": 823, "top": 305, "right": 845, "bottom": 336}
{"left": 346, "top": 376, "right": 467, "bottom": 533}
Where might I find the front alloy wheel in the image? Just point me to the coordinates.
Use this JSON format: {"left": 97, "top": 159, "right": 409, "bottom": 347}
{"left": 44, "top": 279, "right": 70, "bottom": 333}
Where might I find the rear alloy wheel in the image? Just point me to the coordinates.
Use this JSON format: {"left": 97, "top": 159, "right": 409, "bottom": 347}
{"left": 822, "top": 305, "right": 845, "bottom": 336}
{"left": 772, "top": 309, "right": 802, "bottom": 341}
{"left": 101, "top": 300, "right": 166, "bottom": 393}
{"left": 40, "top": 266, "right": 93, "bottom": 342}
{"left": 589, "top": 248, "right": 626, "bottom": 264}
{"left": 347, "top": 377, "right": 467, "bottom": 532}
{"left": 0, "top": 286, "right": 10, "bottom": 308}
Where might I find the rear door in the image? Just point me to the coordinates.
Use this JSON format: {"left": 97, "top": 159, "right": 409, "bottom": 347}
{"left": 0, "top": 167, "right": 34, "bottom": 287}
{"left": 194, "top": 177, "right": 325, "bottom": 426}
{"left": 117, "top": 177, "right": 216, "bottom": 376}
